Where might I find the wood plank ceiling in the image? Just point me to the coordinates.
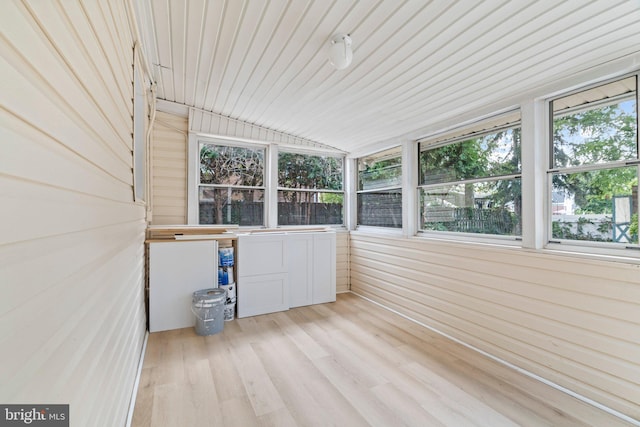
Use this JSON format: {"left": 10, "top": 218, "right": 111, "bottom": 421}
{"left": 134, "top": 0, "right": 640, "bottom": 154}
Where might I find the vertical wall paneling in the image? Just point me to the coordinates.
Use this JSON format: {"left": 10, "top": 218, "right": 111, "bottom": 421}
{"left": 0, "top": 2, "right": 146, "bottom": 426}
{"left": 349, "top": 233, "right": 640, "bottom": 420}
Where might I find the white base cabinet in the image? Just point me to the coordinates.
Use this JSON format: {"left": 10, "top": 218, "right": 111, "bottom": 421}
{"left": 148, "top": 240, "right": 218, "bottom": 332}
{"left": 289, "top": 232, "right": 336, "bottom": 307}
{"left": 310, "top": 232, "right": 337, "bottom": 304}
{"left": 288, "top": 233, "right": 313, "bottom": 308}
{"left": 237, "top": 233, "right": 288, "bottom": 318}
{"left": 237, "top": 231, "right": 336, "bottom": 318}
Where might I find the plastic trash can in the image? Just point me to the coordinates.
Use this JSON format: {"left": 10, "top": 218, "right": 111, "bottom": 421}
{"left": 191, "top": 288, "right": 226, "bottom": 336}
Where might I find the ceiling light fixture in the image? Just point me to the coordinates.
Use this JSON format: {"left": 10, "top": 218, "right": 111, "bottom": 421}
{"left": 328, "top": 34, "right": 353, "bottom": 70}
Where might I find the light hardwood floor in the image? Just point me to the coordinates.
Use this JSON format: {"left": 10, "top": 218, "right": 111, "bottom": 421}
{"left": 132, "top": 293, "right": 634, "bottom": 426}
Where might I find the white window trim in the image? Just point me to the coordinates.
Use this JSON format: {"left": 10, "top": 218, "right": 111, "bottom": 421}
{"left": 188, "top": 134, "right": 347, "bottom": 228}
{"left": 543, "top": 72, "right": 639, "bottom": 256}
{"left": 276, "top": 147, "right": 346, "bottom": 228}
{"left": 355, "top": 145, "right": 403, "bottom": 231}
{"left": 187, "top": 134, "right": 269, "bottom": 226}
{"left": 520, "top": 98, "right": 547, "bottom": 250}
{"left": 415, "top": 111, "right": 523, "bottom": 242}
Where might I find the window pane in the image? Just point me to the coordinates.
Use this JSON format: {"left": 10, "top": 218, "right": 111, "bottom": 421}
{"left": 278, "top": 191, "right": 343, "bottom": 225}
{"left": 551, "top": 166, "right": 638, "bottom": 243}
{"left": 420, "top": 127, "right": 521, "bottom": 185}
{"left": 199, "top": 187, "right": 264, "bottom": 226}
{"left": 358, "top": 148, "right": 402, "bottom": 190}
{"left": 552, "top": 78, "right": 637, "bottom": 169}
{"left": 200, "top": 144, "right": 265, "bottom": 186}
{"left": 278, "top": 152, "right": 343, "bottom": 190}
{"left": 420, "top": 179, "right": 521, "bottom": 236}
{"left": 358, "top": 190, "right": 402, "bottom": 228}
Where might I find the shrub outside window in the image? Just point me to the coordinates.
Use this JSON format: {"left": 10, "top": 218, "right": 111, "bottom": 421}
{"left": 277, "top": 151, "right": 344, "bottom": 226}
{"left": 198, "top": 143, "right": 265, "bottom": 225}
{"left": 357, "top": 147, "right": 402, "bottom": 228}
{"left": 418, "top": 117, "right": 522, "bottom": 237}
{"left": 550, "top": 75, "right": 639, "bottom": 246}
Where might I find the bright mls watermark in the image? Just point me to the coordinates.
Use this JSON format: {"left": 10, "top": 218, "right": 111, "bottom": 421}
{"left": 0, "top": 405, "right": 68, "bottom": 426}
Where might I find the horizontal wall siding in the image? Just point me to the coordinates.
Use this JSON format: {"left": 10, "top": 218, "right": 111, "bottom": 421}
{"left": 151, "top": 111, "right": 188, "bottom": 225}
{"left": 349, "top": 232, "right": 640, "bottom": 421}
{"left": 336, "top": 230, "right": 350, "bottom": 293}
{"left": 1, "top": 1, "right": 146, "bottom": 426}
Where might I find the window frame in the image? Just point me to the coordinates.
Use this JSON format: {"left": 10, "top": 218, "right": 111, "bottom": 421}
{"left": 187, "top": 135, "right": 346, "bottom": 228}
{"left": 416, "top": 115, "right": 523, "bottom": 243}
{"left": 276, "top": 147, "right": 345, "bottom": 227}
{"left": 189, "top": 135, "right": 268, "bottom": 227}
{"left": 356, "top": 146, "right": 403, "bottom": 229}
{"left": 545, "top": 73, "right": 640, "bottom": 253}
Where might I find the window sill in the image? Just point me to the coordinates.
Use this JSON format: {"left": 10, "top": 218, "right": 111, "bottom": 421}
{"left": 353, "top": 226, "right": 404, "bottom": 237}
{"left": 542, "top": 242, "right": 640, "bottom": 265}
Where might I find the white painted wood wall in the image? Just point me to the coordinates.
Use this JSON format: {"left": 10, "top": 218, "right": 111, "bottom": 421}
{"left": 350, "top": 232, "right": 640, "bottom": 420}
{"left": 189, "top": 108, "right": 340, "bottom": 151}
{"left": 1, "top": 2, "right": 146, "bottom": 426}
{"left": 150, "top": 111, "right": 188, "bottom": 225}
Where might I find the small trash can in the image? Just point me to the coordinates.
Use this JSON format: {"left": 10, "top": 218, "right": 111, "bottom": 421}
{"left": 191, "top": 288, "right": 226, "bottom": 336}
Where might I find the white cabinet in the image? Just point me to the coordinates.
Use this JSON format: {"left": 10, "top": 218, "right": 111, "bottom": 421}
{"left": 288, "top": 233, "right": 313, "bottom": 308}
{"left": 237, "top": 233, "right": 288, "bottom": 318}
{"left": 148, "top": 240, "right": 218, "bottom": 332}
{"left": 288, "top": 232, "right": 336, "bottom": 307}
{"left": 310, "top": 231, "right": 336, "bottom": 305}
{"left": 237, "top": 273, "right": 289, "bottom": 318}
{"left": 237, "top": 231, "right": 336, "bottom": 317}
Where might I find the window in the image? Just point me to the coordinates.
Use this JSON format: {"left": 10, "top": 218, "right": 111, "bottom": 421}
{"left": 550, "top": 76, "right": 639, "bottom": 246}
{"left": 357, "top": 147, "right": 402, "bottom": 228}
{"left": 418, "top": 114, "right": 522, "bottom": 237}
{"left": 198, "top": 142, "right": 265, "bottom": 226}
{"left": 277, "top": 151, "right": 344, "bottom": 226}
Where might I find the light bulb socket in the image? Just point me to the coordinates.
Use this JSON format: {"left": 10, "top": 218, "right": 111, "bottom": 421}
{"left": 328, "top": 34, "right": 353, "bottom": 70}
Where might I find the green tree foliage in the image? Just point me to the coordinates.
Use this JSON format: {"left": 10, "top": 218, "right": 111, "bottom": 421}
{"left": 488, "top": 128, "right": 521, "bottom": 211}
{"left": 199, "top": 144, "right": 265, "bottom": 224}
{"left": 359, "top": 156, "right": 401, "bottom": 189}
{"left": 200, "top": 144, "right": 264, "bottom": 186}
{"left": 420, "top": 128, "right": 522, "bottom": 235}
{"left": 630, "top": 213, "right": 639, "bottom": 242}
{"left": 277, "top": 152, "right": 344, "bottom": 225}
{"left": 278, "top": 152, "right": 342, "bottom": 203}
{"left": 552, "top": 102, "right": 637, "bottom": 214}
{"left": 420, "top": 139, "right": 488, "bottom": 183}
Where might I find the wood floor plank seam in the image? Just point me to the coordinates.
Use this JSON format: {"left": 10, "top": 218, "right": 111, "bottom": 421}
{"left": 132, "top": 293, "right": 636, "bottom": 427}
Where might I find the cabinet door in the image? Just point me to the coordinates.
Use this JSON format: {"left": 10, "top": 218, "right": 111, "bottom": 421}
{"left": 237, "top": 233, "right": 289, "bottom": 318}
{"left": 237, "top": 234, "right": 287, "bottom": 276}
{"left": 149, "top": 241, "right": 217, "bottom": 332}
{"left": 237, "top": 273, "right": 289, "bottom": 318}
{"left": 312, "top": 232, "right": 336, "bottom": 304}
{"left": 288, "top": 233, "right": 313, "bottom": 308}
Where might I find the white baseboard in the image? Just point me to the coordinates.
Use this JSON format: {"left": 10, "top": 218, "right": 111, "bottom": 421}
{"left": 349, "top": 290, "right": 640, "bottom": 427}
{"left": 125, "top": 331, "right": 149, "bottom": 427}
